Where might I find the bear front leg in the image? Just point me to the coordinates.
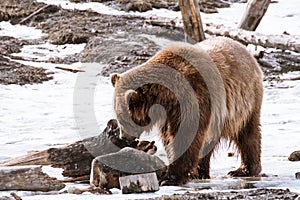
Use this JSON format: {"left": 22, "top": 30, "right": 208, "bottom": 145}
{"left": 196, "top": 149, "right": 214, "bottom": 179}
{"left": 160, "top": 152, "right": 199, "bottom": 185}
{"left": 228, "top": 113, "right": 262, "bottom": 177}
{"left": 160, "top": 137, "right": 203, "bottom": 186}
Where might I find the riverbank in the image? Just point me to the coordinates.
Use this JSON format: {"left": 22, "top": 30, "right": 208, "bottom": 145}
{"left": 0, "top": 0, "right": 300, "bottom": 199}
{"left": 1, "top": 0, "right": 299, "bottom": 85}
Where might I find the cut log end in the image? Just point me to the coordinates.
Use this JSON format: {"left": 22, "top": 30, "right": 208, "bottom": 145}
{"left": 119, "top": 173, "right": 159, "bottom": 194}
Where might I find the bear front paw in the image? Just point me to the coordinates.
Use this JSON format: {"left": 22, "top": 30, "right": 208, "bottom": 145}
{"left": 228, "top": 167, "right": 250, "bottom": 177}
{"left": 159, "top": 173, "right": 187, "bottom": 186}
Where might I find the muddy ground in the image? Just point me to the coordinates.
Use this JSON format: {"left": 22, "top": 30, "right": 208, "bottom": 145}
{"left": 150, "top": 188, "right": 300, "bottom": 200}
{"left": 0, "top": 0, "right": 299, "bottom": 85}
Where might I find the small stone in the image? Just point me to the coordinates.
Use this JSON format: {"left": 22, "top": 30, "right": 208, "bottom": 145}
{"left": 296, "top": 172, "right": 300, "bottom": 179}
{"left": 288, "top": 151, "right": 300, "bottom": 161}
{"left": 228, "top": 152, "right": 235, "bottom": 157}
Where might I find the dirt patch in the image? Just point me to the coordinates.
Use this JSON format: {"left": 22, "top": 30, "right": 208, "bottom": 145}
{"left": 0, "top": 0, "right": 186, "bottom": 79}
{"left": 149, "top": 188, "right": 299, "bottom": 200}
{"left": 0, "top": 35, "right": 53, "bottom": 85}
{"left": 0, "top": 55, "right": 53, "bottom": 85}
{"left": 0, "top": 0, "right": 299, "bottom": 85}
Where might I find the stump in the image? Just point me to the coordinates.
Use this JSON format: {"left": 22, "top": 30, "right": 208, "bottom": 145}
{"left": 0, "top": 166, "right": 65, "bottom": 191}
{"left": 90, "top": 147, "right": 166, "bottom": 189}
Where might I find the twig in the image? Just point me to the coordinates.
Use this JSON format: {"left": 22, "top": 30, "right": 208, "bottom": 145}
{"left": 290, "top": 76, "right": 300, "bottom": 81}
{"left": 55, "top": 66, "right": 85, "bottom": 73}
{"left": 10, "top": 192, "right": 22, "bottom": 200}
{"left": 19, "top": 4, "right": 51, "bottom": 25}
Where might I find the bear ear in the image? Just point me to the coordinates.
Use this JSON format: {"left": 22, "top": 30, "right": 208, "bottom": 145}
{"left": 110, "top": 73, "right": 121, "bottom": 87}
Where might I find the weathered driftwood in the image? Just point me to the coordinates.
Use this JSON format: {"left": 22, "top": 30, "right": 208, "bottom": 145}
{"left": 205, "top": 23, "right": 300, "bottom": 53}
{"left": 90, "top": 147, "right": 166, "bottom": 189}
{"left": 179, "top": 0, "right": 205, "bottom": 42}
{"left": 0, "top": 166, "right": 65, "bottom": 191}
{"left": 238, "top": 0, "right": 271, "bottom": 31}
{"left": 144, "top": 16, "right": 300, "bottom": 53}
{"left": 288, "top": 150, "right": 300, "bottom": 161}
{"left": 0, "top": 119, "right": 157, "bottom": 181}
{"left": 67, "top": 185, "right": 111, "bottom": 195}
{"left": 119, "top": 172, "right": 159, "bottom": 194}
{"left": 55, "top": 66, "right": 85, "bottom": 73}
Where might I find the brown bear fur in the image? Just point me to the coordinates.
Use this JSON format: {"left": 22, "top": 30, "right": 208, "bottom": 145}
{"left": 110, "top": 37, "right": 263, "bottom": 185}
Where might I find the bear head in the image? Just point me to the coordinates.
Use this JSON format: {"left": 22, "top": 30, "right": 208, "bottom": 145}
{"left": 110, "top": 73, "right": 155, "bottom": 142}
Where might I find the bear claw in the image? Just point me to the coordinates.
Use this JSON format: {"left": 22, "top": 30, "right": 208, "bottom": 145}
{"left": 228, "top": 167, "right": 250, "bottom": 177}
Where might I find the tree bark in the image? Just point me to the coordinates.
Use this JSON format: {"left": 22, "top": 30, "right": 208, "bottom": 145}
{"left": 179, "top": 0, "right": 206, "bottom": 43}
{"left": 238, "top": 0, "right": 271, "bottom": 31}
{"left": 0, "top": 166, "right": 65, "bottom": 191}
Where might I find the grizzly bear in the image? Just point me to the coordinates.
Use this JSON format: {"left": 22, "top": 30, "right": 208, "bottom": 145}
{"left": 110, "top": 37, "right": 263, "bottom": 186}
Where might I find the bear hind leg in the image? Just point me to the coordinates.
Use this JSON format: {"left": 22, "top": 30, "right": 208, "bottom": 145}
{"left": 228, "top": 113, "right": 262, "bottom": 177}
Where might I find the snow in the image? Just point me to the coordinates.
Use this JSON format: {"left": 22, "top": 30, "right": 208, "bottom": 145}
{"left": 0, "top": 21, "right": 44, "bottom": 40}
{"left": 1, "top": 0, "right": 300, "bottom": 199}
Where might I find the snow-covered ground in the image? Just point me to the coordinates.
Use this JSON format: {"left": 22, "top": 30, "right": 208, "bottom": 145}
{"left": 0, "top": 0, "right": 300, "bottom": 199}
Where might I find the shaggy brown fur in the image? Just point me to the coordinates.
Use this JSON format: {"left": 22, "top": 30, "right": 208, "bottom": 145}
{"left": 110, "top": 37, "right": 263, "bottom": 185}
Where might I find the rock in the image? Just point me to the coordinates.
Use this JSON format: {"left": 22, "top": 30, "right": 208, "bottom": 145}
{"left": 296, "top": 172, "right": 300, "bottom": 179}
{"left": 151, "top": 0, "right": 169, "bottom": 9}
{"left": 48, "top": 29, "right": 90, "bottom": 45}
{"left": 125, "top": 1, "right": 153, "bottom": 12}
{"left": 199, "top": 0, "right": 231, "bottom": 14}
{"left": 119, "top": 172, "right": 159, "bottom": 194}
{"left": 90, "top": 147, "right": 166, "bottom": 189}
{"left": 288, "top": 150, "right": 300, "bottom": 161}
{"left": 81, "top": 35, "right": 159, "bottom": 76}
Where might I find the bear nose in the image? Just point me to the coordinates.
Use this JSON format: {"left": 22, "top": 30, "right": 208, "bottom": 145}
{"left": 120, "top": 130, "right": 137, "bottom": 142}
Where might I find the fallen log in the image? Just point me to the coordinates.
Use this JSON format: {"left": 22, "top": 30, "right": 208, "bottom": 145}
{"left": 205, "top": 23, "right": 300, "bottom": 53}
{"left": 0, "top": 166, "right": 65, "bottom": 191}
{"left": 0, "top": 119, "right": 157, "bottom": 181}
{"left": 145, "top": 17, "right": 300, "bottom": 53}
